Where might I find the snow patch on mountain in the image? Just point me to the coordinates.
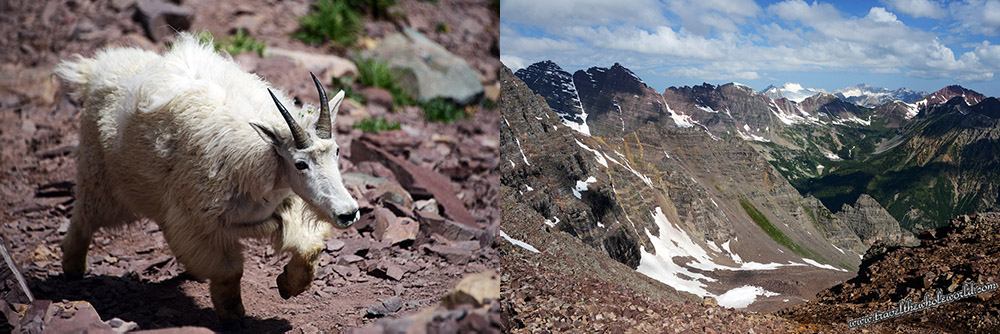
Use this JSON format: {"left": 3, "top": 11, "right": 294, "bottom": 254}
{"left": 659, "top": 95, "right": 695, "bottom": 128}
{"left": 717, "top": 286, "right": 780, "bottom": 309}
{"left": 637, "top": 207, "right": 816, "bottom": 299}
{"left": 572, "top": 176, "right": 597, "bottom": 199}
{"left": 515, "top": 137, "right": 530, "bottom": 166}
{"left": 798, "top": 258, "right": 848, "bottom": 272}
{"left": 500, "top": 230, "right": 540, "bottom": 253}
{"left": 575, "top": 140, "right": 609, "bottom": 168}
{"left": 762, "top": 83, "right": 826, "bottom": 103}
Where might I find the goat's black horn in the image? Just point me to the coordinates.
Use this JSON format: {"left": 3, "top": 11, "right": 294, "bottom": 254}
{"left": 311, "top": 72, "right": 332, "bottom": 139}
{"left": 268, "top": 88, "right": 311, "bottom": 149}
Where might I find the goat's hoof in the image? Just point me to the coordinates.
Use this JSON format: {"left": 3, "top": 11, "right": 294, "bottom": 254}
{"left": 62, "top": 260, "right": 86, "bottom": 280}
{"left": 276, "top": 272, "right": 310, "bottom": 299}
{"left": 277, "top": 273, "right": 292, "bottom": 299}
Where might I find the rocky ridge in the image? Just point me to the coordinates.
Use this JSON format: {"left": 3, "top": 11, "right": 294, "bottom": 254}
{"left": 836, "top": 194, "right": 917, "bottom": 248}
{"left": 782, "top": 213, "right": 1000, "bottom": 333}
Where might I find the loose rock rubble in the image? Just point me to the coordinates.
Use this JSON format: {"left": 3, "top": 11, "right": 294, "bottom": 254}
{"left": 354, "top": 270, "right": 503, "bottom": 333}
{"left": 782, "top": 213, "right": 1000, "bottom": 333}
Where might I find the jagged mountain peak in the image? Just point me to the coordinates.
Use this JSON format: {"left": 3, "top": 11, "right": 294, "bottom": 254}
{"left": 513, "top": 60, "right": 591, "bottom": 136}
{"left": 918, "top": 85, "right": 987, "bottom": 107}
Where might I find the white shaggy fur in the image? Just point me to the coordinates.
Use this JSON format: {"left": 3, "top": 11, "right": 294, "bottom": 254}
{"left": 54, "top": 33, "right": 359, "bottom": 321}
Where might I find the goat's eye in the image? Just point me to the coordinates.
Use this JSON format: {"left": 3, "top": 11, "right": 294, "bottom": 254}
{"left": 294, "top": 161, "right": 309, "bottom": 170}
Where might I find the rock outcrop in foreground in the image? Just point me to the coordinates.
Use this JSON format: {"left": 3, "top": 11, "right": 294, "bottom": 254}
{"left": 782, "top": 213, "right": 1000, "bottom": 333}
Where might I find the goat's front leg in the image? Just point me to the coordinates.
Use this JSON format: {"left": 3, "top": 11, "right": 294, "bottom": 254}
{"left": 272, "top": 196, "right": 332, "bottom": 299}
{"left": 210, "top": 270, "right": 245, "bottom": 322}
{"left": 277, "top": 248, "right": 321, "bottom": 299}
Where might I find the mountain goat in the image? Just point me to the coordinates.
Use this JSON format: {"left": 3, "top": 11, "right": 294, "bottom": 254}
{"left": 54, "top": 33, "right": 360, "bottom": 322}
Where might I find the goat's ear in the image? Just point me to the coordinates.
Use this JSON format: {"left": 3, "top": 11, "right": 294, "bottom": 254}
{"left": 249, "top": 121, "right": 282, "bottom": 147}
{"left": 328, "top": 90, "right": 346, "bottom": 125}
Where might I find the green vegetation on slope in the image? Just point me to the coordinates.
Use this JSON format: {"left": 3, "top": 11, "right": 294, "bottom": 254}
{"left": 294, "top": 0, "right": 364, "bottom": 47}
{"left": 740, "top": 199, "right": 827, "bottom": 264}
{"left": 353, "top": 117, "right": 400, "bottom": 133}
{"left": 355, "top": 56, "right": 416, "bottom": 107}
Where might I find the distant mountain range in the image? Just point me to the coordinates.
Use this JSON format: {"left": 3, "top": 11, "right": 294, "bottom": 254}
{"left": 759, "top": 83, "right": 927, "bottom": 108}
{"left": 834, "top": 84, "right": 926, "bottom": 108}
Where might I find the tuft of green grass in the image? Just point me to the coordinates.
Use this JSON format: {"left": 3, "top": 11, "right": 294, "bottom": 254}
{"left": 353, "top": 117, "right": 400, "bottom": 133}
{"left": 330, "top": 75, "right": 367, "bottom": 104}
{"left": 294, "top": 0, "right": 363, "bottom": 47}
{"left": 355, "top": 56, "right": 415, "bottom": 107}
{"left": 195, "top": 30, "right": 215, "bottom": 47}
{"left": 192, "top": 29, "right": 266, "bottom": 57}
{"left": 218, "top": 29, "right": 266, "bottom": 56}
{"left": 435, "top": 23, "right": 450, "bottom": 33}
{"left": 422, "top": 97, "right": 466, "bottom": 123}
{"left": 483, "top": 97, "right": 497, "bottom": 110}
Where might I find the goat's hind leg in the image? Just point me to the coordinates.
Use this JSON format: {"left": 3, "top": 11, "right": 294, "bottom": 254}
{"left": 61, "top": 186, "right": 130, "bottom": 279}
{"left": 163, "top": 227, "right": 246, "bottom": 322}
{"left": 61, "top": 214, "right": 94, "bottom": 280}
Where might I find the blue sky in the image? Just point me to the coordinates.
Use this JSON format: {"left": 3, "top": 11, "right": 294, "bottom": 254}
{"left": 500, "top": 0, "right": 1000, "bottom": 96}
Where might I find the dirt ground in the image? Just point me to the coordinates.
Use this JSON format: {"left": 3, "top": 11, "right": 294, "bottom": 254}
{"left": 0, "top": 0, "right": 500, "bottom": 332}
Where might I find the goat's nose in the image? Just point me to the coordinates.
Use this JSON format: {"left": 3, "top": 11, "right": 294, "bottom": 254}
{"left": 337, "top": 209, "right": 359, "bottom": 226}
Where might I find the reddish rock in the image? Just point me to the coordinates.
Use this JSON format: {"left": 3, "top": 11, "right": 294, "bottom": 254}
{"left": 417, "top": 210, "right": 482, "bottom": 241}
{"left": 425, "top": 245, "right": 474, "bottom": 265}
{"left": 352, "top": 139, "right": 477, "bottom": 227}
{"left": 378, "top": 217, "right": 419, "bottom": 245}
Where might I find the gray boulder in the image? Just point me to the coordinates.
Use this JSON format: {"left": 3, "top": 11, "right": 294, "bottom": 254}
{"left": 364, "top": 28, "right": 483, "bottom": 105}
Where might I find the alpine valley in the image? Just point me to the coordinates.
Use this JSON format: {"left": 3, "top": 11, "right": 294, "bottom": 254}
{"left": 500, "top": 60, "right": 1000, "bottom": 332}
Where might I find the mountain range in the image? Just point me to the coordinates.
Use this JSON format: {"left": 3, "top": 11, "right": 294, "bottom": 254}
{"left": 503, "top": 59, "right": 1000, "bottom": 311}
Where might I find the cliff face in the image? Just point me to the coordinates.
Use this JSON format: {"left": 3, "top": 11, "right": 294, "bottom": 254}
{"left": 513, "top": 60, "right": 588, "bottom": 131}
{"left": 573, "top": 64, "right": 670, "bottom": 137}
{"left": 501, "top": 65, "right": 643, "bottom": 267}
{"left": 836, "top": 194, "right": 917, "bottom": 247}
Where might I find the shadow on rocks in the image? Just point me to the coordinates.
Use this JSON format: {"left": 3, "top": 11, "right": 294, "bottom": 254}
{"left": 26, "top": 274, "right": 292, "bottom": 333}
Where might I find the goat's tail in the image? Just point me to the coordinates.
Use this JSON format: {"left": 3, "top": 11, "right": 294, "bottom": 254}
{"left": 53, "top": 54, "right": 96, "bottom": 85}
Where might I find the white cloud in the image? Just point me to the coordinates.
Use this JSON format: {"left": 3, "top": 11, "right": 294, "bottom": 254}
{"left": 975, "top": 41, "right": 1000, "bottom": 68}
{"left": 769, "top": 0, "right": 840, "bottom": 23}
{"left": 566, "top": 26, "right": 729, "bottom": 59}
{"left": 882, "top": 0, "right": 945, "bottom": 19}
{"left": 665, "top": 0, "right": 762, "bottom": 35}
{"left": 950, "top": 0, "right": 1000, "bottom": 35}
{"left": 666, "top": 66, "right": 762, "bottom": 80}
{"left": 501, "top": 35, "right": 578, "bottom": 54}
{"left": 866, "top": 7, "right": 898, "bottom": 23}
{"left": 956, "top": 72, "right": 994, "bottom": 81}
{"left": 501, "top": 0, "right": 668, "bottom": 28}
{"left": 500, "top": 0, "right": 1000, "bottom": 88}
{"left": 500, "top": 55, "right": 529, "bottom": 71}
